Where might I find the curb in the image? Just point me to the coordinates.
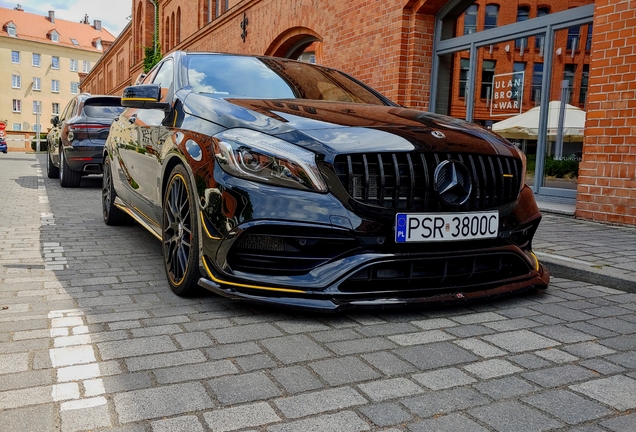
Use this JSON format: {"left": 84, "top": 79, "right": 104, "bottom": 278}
{"left": 536, "top": 252, "right": 636, "bottom": 293}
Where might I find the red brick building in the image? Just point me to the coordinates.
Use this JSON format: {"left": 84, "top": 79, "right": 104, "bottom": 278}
{"left": 81, "top": 0, "right": 636, "bottom": 226}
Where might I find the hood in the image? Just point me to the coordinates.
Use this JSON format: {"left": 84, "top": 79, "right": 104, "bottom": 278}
{"left": 183, "top": 94, "right": 519, "bottom": 157}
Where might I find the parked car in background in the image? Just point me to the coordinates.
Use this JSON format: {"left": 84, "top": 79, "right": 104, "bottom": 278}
{"left": 102, "top": 51, "right": 549, "bottom": 311}
{"left": 0, "top": 137, "right": 7, "bottom": 154}
{"left": 46, "top": 94, "right": 124, "bottom": 187}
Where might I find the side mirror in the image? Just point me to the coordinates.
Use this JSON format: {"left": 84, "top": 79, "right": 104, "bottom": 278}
{"left": 122, "top": 84, "right": 170, "bottom": 111}
{"left": 51, "top": 116, "right": 59, "bottom": 126}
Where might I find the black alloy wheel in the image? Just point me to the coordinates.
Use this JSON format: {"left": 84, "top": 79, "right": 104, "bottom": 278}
{"left": 162, "top": 165, "right": 200, "bottom": 296}
{"left": 102, "top": 156, "right": 129, "bottom": 225}
{"left": 46, "top": 144, "right": 59, "bottom": 179}
{"left": 59, "top": 149, "right": 81, "bottom": 187}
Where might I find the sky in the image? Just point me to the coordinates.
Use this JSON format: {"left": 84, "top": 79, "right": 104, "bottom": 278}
{"left": 0, "top": 0, "right": 132, "bottom": 36}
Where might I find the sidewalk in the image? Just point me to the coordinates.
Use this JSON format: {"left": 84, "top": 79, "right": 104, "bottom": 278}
{"left": 535, "top": 198, "right": 636, "bottom": 292}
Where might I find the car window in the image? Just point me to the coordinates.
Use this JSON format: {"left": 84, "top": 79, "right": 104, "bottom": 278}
{"left": 83, "top": 105, "right": 125, "bottom": 119}
{"left": 152, "top": 59, "right": 174, "bottom": 102}
{"left": 186, "top": 54, "right": 387, "bottom": 105}
{"left": 61, "top": 99, "right": 76, "bottom": 121}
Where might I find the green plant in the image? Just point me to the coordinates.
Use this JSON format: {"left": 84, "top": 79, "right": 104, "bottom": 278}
{"left": 143, "top": 45, "right": 162, "bottom": 73}
{"left": 544, "top": 156, "right": 579, "bottom": 178}
{"left": 30, "top": 133, "right": 48, "bottom": 152}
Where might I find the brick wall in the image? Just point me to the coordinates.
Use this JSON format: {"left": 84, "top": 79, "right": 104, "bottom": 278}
{"left": 576, "top": 0, "right": 636, "bottom": 225}
{"left": 83, "top": 0, "right": 439, "bottom": 109}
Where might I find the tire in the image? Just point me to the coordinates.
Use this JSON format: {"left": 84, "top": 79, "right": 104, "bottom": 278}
{"left": 59, "top": 149, "right": 81, "bottom": 187}
{"left": 46, "top": 145, "right": 59, "bottom": 178}
{"left": 162, "top": 165, "right": 200, "bottom": 296}
{"left": 102, "top": 156, "right": 129, "bottom": 225}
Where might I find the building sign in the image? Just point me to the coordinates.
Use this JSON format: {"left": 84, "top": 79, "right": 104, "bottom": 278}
{"left": 490, "top": 71, "right": 524, "bottom": 116}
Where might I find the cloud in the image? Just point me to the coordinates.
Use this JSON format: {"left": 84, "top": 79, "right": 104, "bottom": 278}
{"left": 0, "top": 0, "right": 131, "bottom": 36}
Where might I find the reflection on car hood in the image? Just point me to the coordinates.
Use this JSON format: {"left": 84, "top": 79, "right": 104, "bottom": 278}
{"left": 184, "top": 94, "right": 518, "bottom": 156}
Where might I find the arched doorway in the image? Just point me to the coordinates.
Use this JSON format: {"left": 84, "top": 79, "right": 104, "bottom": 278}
{"left": 265, "top": 27, "right": 323, "bottom": 62}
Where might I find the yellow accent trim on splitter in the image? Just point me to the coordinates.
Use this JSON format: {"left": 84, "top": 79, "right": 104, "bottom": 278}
{"left": 530, "top": 251, "right": 540, "bottom": 271}
{"left": 122, "top": 97, "right": 157, "bottom": 102}
{"left": 200, "top": 212, "right": 222, "bottom": 240}
{"left": 202, "top": 257, "right": 305, "bottom": 294}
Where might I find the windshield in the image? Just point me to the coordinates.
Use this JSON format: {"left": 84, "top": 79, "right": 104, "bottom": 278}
{"left": 186, "top": 54, "right": 388, "bottom": 105}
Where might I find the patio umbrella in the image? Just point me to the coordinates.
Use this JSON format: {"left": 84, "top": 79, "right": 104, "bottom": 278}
{"left": 492, "top": 101, "right": 586, "bottom": 142}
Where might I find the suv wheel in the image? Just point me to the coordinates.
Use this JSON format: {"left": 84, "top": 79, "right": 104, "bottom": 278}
{"left": 59, "top": 149, "right": 81, "bottom": 187}
{"left": 46, "top": 145, "right": 59, "bottom": 178}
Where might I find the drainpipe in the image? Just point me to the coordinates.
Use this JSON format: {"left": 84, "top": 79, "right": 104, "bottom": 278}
{"left": 150, "top": 0, "right": 158, "bottom": 55}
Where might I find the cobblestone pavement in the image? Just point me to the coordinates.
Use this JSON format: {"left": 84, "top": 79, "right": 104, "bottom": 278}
{"left": 1, "top": 153, "right": 636, "bottom": 432}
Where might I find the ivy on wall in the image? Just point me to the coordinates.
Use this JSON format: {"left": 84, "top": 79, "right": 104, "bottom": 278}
{"left": 143, "top": 45, "right": 162, "bottom": 73}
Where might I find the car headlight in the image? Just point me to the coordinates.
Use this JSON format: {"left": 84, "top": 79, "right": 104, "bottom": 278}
{"left": 213, "top": 128, "right": 328, "bottom": 192}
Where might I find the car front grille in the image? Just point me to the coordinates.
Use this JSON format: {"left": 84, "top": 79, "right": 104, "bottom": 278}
{"left": 338, "top": 252, "right": 530, "bottom": 293}
{"left": 333, "top": 152, "right": 523, "bottom": 211}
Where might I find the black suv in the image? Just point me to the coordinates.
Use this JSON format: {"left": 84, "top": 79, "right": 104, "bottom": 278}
{"left": 46, "top": 94, "right": 124, "bottom": 187}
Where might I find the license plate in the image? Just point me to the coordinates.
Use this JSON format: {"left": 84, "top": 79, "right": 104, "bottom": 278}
{"left": 395, "top": 211, "right": 499, "bottom": 243}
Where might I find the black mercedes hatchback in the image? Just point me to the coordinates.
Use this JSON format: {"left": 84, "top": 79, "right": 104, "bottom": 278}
{"left": 47, "top": 94, "right": 124, "bottom": 187}
{"left": 102, "top": 51, "right": 549, "bottom": 311}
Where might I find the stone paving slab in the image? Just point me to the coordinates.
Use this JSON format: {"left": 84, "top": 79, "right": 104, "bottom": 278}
{"left": 1, "top": 153, "right": 636, "bottom": 431}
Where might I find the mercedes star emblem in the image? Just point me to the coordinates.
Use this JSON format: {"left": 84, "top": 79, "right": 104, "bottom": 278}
{"left": 433, "top": 160, "right": 472, "bottom": 206}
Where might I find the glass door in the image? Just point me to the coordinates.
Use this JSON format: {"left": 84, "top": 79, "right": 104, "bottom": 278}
{"left": 538, "top": 24, "right": 591, "bottom": 196}
{"left": 432, "top": 0, "right": 595, "bottom": 200}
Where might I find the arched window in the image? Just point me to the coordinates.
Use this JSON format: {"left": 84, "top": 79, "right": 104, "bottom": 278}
{"left": 171, "top": 12, "right": 176, "bottom": 49}
{"left": 165, "top": 17, "right": 170, "bottom": 50}
{"left": 535, "top": 7, "right": 550, "bottom": 52}
{"left": 176, "top": 8, "right": 181, "bottom": 45}
{"left": 199, "top": 0, "right": 213, "bottom": 26}
{"left": 537, "top": 6, "right": 550, "bottom": 17}
{"left": 515, "top": 6, "right": 530, "bottom": 48}
{"left": 463, "top": 5, "right": 478, "bottom": 35}
{"left": 136, "top": 2, "right": 144, "bottom": 63}
{"left": 568, "top": 26, "right": 580, "bottom": 52}
{"left": 484, "top": 5, "right": 499, "bottom": 30}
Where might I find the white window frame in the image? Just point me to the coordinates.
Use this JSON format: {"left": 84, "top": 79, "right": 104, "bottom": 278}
{"left": 83, "top": 61, "right": 91, "bottom": 73}
{"left": 33, "top": 77, "right": 41, "bottom": 91}
{"left": 12, "top": 99, "right": 21, "bottom": 113}
{"left": 33, "top": 101, "right": 41, "bottom": 114}
{"left": 52, "top": 103, "right": 60, "bottom": 115}
{"left": 12, "top": 74, "right": 21, "bottom": 89}
{"left": 52, "top": 56, "right": 60, "bottom": 69}
{"left": 11, "top": 51, "right": 20, "bottom": 64}
{"left": 70, "top": 59, "right": 78, "bottom": 72}
{"left": 70, "top": 82, "right": 79, "bottom": 94}
{"left": 32, "top": 53, "right": 41, "bottom": 67}
{"left": 7, "top": 23, "right": 17, "bottom": 37}
{"left": 52, "top": 79, "right": 60, "bottom": 93}
{"left": 12, "top": 122, "right": 22, "bottom": 131}
{"left": 50, "top": 30, "right": 59, "bottom": 42}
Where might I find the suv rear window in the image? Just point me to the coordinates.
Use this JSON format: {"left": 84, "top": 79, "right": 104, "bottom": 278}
{"left": 83, "top": 98, "right": 125, "bottom": 119}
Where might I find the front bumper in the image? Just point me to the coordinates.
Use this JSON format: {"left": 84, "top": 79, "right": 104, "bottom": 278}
{"left": 195, "top": 167, "right": 548, "bottom": 311}
{"left": 198, "top": 260, "right": 550, "bottom": 312}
